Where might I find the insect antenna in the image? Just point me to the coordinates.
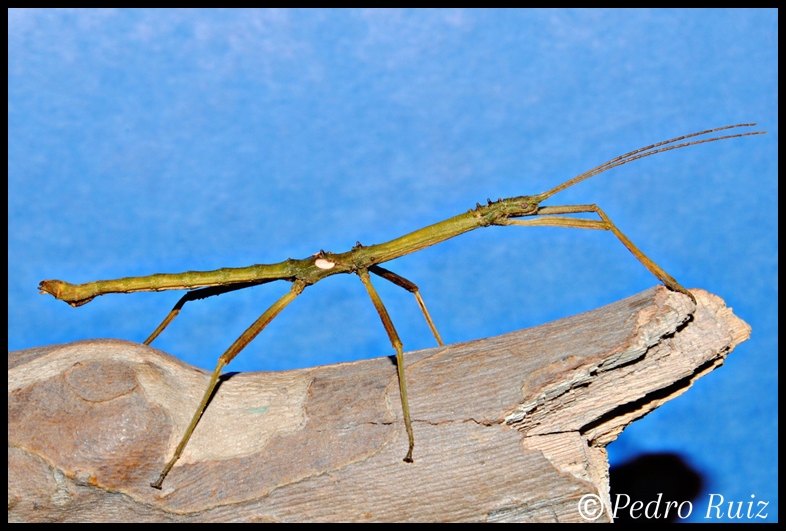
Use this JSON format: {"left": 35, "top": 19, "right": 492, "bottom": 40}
{"left": 540, "top": 123, "right": 765, "bottom": 201}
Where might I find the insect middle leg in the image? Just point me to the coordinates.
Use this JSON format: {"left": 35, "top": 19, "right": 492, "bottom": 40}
{"left": 150, "top": 279, "right": 306, "bottom": 489}
{"left": 369, "top": 265, "right": 444, "bottom": 346}
{"left": 357, "top": 268, "right": 416, "bottom": 463}
{"left": 507, "top": 205, "right": 694, "bottom": 301}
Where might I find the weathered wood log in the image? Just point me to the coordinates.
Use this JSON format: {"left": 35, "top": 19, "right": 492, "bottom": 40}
{"left": 8, "top": 286, "right": 750, "bottom": 522}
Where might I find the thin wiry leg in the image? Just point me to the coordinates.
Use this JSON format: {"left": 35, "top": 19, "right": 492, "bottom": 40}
{"left": 357, "top": 268, "right": 415, "bottom": 463}
{"left": 369, "top": 265, "right": 444, "bottom": 346}
{"left": 150, "top": 280, "right": 306, "bottom": 489}
{"left": 507, "top": 204, "right": 694, "bottom": 301}
{"left": 144, "top": 280, "right": 274, "bottom": 345}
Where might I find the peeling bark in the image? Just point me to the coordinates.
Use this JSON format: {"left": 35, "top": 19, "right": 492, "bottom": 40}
{"left": 8, "top": 286, "right": 749, "bottom": 522}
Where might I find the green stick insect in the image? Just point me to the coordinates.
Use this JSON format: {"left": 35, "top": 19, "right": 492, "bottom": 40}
{"left": 38, "top": 123, "right": 764, "bottom": 489}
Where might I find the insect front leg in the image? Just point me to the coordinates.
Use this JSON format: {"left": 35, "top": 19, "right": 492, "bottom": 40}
{"left": 357, "top": 268, "right": 416, "bottom": 463}
{"left": 507, "top": 204, "right": 694, "bottom": 302}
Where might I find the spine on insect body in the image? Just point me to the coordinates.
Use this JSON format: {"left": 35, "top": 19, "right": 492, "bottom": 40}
{"left": 344, "top": 196, "right": 540, "bottom": 265}
{"left": 38, "top": 197, "right": 539, "bottom": 307}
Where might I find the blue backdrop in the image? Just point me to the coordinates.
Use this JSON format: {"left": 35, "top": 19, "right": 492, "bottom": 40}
{"left": 9, "top": 9, "right": 777, "bottom": 522}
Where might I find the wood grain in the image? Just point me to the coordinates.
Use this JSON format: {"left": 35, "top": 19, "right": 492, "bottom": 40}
{"left": 8, "top": 286, "right": 750, "bottom": 522}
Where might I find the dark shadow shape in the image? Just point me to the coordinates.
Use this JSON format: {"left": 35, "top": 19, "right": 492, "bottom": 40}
{"left": 190, "top": 371, "right": 239, "bottom": 422}
{"left": 609, "top": 453, "right": 703, "bottom": 523}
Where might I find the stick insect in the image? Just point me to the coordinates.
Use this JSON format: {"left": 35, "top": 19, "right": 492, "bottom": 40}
{"left": 38, "top": 123, "right": 764, "bottom": 489}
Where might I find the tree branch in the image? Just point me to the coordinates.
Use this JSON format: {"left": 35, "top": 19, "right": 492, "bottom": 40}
{"left": 8, "top": 286, "right": 750, "bottom": 522}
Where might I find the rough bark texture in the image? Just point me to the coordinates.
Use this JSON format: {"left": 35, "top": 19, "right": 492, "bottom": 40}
{"left": 8, "top": 286, "right": 750, "bottom": 522}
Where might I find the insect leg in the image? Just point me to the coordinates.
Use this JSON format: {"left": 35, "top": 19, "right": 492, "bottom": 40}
{"left": 507, "top": 205, "right": 694, "bottom": 302}
{"left": 150, "top": 279, "right": 306, "bottom": 489}
{"left": 369, "top": 265, "right": 444, "bottom": 346}
{"left": 357, "top": 268, "right": 415, "bottom": 463}
{"left": 144, "top": 280, "right": 274, "bottom": 345}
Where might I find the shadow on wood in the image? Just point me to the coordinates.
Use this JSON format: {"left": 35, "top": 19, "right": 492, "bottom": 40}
{"left": 8, "top": 286, "right": 749, "bottom": 522}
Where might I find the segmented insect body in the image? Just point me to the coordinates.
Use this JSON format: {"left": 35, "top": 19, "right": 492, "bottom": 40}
{"left": 38, "top": 124, "right": 765, "bottom": 488}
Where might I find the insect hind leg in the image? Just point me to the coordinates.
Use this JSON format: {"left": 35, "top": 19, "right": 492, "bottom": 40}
{"left": 144, "top": 280, "right": 275, "bottom": 345}
{"left": 358, "top": 268, "right": 416, "bottom": 463}
{"left": 150, "top": 280, "right": 305, "bottom": 489}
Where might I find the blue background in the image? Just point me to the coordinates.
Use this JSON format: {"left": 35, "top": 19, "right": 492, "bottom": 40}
{"left": 9, "top": 9, "right": 777, "bottom": 521}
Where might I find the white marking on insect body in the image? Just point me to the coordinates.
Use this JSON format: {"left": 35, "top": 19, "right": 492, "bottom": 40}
{"left": 35, "top": 124, "right": 764, "bottom": 490}
{"left": 315, "top": 258, "right": 336, "bottom": 270}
